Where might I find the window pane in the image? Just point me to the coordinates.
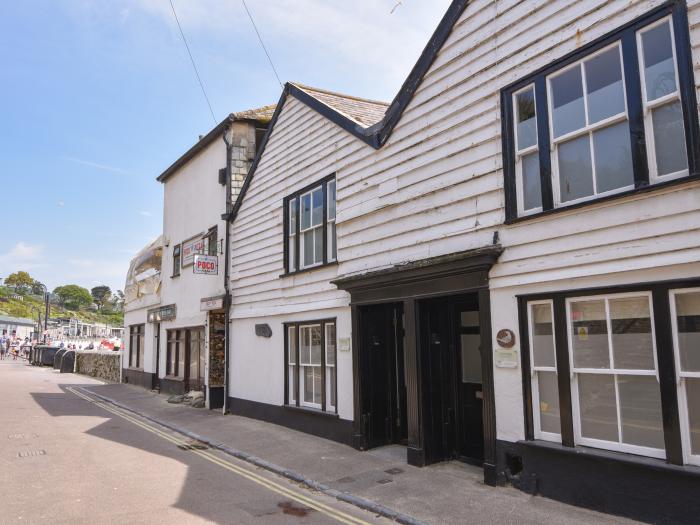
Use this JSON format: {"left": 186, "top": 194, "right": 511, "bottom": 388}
{"left": 314, "top": 227, "right": 324, "bottom": 264}
{"left": 652, "top": 101, "right": 688, "bottom": 176}
{"left": 329, "top": 222, "right": 337, "bottom": 261}
{"left": 578, "top": 373, "right": 619, "bottom": 442}
{"left": 177, "top": 336, "right": 185, "bottom": 379}
{"left": 516, "top": 88, "right": 537, "bottom": 150}
{"left": 289, "top": 236, "right": 296, "bottom": 271}
{"left": 310, "top": 325, "right": 322, "bottom": 365}
{"left": 329, "top": 367, "right": 336, "bottom": 409}
{"left": 538, "top": 371, "right": 561, "bottom": 435}
{"left": 570, "top": 300, "right": 609, "bottom": 369}
{"left": 290, "top": 366, "right": 297, "bottom": 402}
{"left": 522, "top": 151, "right": 542, "bottom": 211}
{"left": 304, "top": 366, "right": 314, "bottom": 403}
{"left": 593, "top": 121, "right": 634, "bottom": 193}
{"left": 641, "top": 21, "right": 677, "bottom": 101}
{"left": 312, "top": 187, "right": 324, "bottom": 226}
{"left": 303, "top": 230, "right": 314, "bottom": 266}
{"left": 300, "top": 327, "right": 311, "bottom": 364}
{"left": 585, "top": 46, "right": 625, "bottom": 123}
{"left": 618, "top": 375, "right": 664, "bottom": 449}
{"left": 551, "top": 65, "right": 586, "bottom": 137}
{"left": 461, "top": 333, "right": 482, "bottom": 383}
{"left": 531, "top": 303, "right": 555, "bottom": 368}
{"left": 328, "top": 181, "right": 336, "bottom": 220}
{"left": 288, "top": 326, "right": 296, "bottom": 364}
{"left": 686, "top": 378, "right": 700, "bottom": 455}
{"left": 289, "top": 199, "right": 297, "bottom": 234}
{"left": 675, "top": 292, "right": 700, "bottom": 372}
{"left": 325, "top": 324, "right": 336, "bottom": 366}
{"left": 610, "top": 296, "right": 655, "bottom": 370}
{"left": 558, "top": 134, "right": 593, "bottom": 202}
{"left": 313, "top": 367, "right": 322, "bottom": 405}
{"left": 301, "top": 193, "right": 311, "bottom": 229}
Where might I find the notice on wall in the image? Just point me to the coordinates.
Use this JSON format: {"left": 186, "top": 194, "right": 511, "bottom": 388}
{"left": 495, "top": 347, "right": 518, "bottom": 368}
{"left": 338, "top": 337, "right": 351, "bottom": 352}
{"left": 182, "top": 235, "right": 206, "bottom": 266}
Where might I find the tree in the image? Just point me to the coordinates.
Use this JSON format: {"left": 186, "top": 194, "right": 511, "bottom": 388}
{"left": 5, "top": 271, "right": 35, "bottom": 294}
{"left": 31, "top": 280, "right": 46, "bottom": 295}
{"left": 53, "top": 285, "right": 93, "bottom": 311}
{"left": 90, "top": 285, "right": 111, "bottom": 310}
{"left": 108, "top": 289, "right": 125, "bottom": 312}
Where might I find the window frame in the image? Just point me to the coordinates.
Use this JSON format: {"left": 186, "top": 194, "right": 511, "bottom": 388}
{"left": 283, "top": 174, "right": 337, "bottom": 275}
{"left": 565, "top": 292, "right": 664, "bottom": 459}
{"left": 172, "top": 244, "right": 181, "bottom": 278}
{"left": 669, "top": 287, "right": 700, "bottom": 466}
{"left": 527, "top": 300, "right": 560, "bottom": 442}
{"left": 284, "top": 318, "right": 337, "bottom": 414}
{"left": 501, "top": 2, "right": 700, "bottom": 223}
{"left": 519, "top": 277, "right": 700, "bottom": 467}
{"left": 204, "top": 226, "right": 219, "bottom": 256}
{"left": 128, "top": 324, "right": 145, "bottom": 369}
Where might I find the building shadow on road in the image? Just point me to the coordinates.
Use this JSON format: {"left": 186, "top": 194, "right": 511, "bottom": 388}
{"left": 30, "top": 384, "right": 302, "bottom": 524}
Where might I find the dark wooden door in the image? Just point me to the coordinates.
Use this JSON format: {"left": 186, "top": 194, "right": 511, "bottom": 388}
{"left": 454, "top": 300, "right": 484, "bottom": 463}
{"left": 359, "top": 303, "right": 406, "bottom": 449}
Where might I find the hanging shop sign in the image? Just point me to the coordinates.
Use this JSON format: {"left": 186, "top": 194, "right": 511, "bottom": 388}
{"left": 193, "top": 254, "right": 218, "bottom": 275}
{"left": 147, "top": 304, "right": 177, "bottom": 323}
{"left": 182, "top": 234, "right": 206, "bottom": 267}
{"left": 200, "top": 295, "right": 225, "bottom": 311}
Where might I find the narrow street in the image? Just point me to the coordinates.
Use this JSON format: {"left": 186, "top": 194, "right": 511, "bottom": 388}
{"left": 0, "top": 361, "right": 390, "bottom": 525}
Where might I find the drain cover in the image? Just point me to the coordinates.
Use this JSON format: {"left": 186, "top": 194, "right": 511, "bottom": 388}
{"left": 384, "top": 467, "right": 404, "bottom": 475}
{"left": 177, "top": 439, "right": 209, "bottom": 451}
{"left": 17, "top": 450, "right": 46, "bottom": 458}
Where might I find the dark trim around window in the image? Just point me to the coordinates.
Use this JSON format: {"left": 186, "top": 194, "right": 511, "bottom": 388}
{"left": 128, "top": 324, "right": 145, "bottom": 369}
{"left": 518, "top": 276, "right": 700, "bottom": 467}
{"left": 502, "top": 0, "right": 700, "bottom": 223}
{"left": 283, "top": 318, "right": 337, "bottom": 414}
{"left": 282, "top": 173, "right": 337, "bottom": 276}
{"left": 172, "top": 244, "right": 181, "bottom": 278}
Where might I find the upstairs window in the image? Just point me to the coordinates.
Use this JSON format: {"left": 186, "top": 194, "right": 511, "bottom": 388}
{"left": 503, "top": 7, "right": 698, "bottom": 220}
{"left": 284, "top": 175, "right": 337, "bottom": 273}
{"left": 172, "top": 244, "right": 181, "bottom": 277}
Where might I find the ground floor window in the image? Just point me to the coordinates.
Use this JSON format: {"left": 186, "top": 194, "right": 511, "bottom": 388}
{"left": 285, "top": 319, "right": 336, "bottom": 412}
{"left": 129, "top": 324, "right": 144, "bottom": 369}
{"left": 521, "top": 279, "right": 700, "bottom": 466}
{"left": 166, "top": 329, "right": 183, "bottom": 378}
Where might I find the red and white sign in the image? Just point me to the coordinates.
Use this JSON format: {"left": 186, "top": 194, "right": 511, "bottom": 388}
{"left": 182, "top": 236, "right": 206, "bottom": 266}
{"left": 194, "top": 254, "right": 218, "bottom": 275}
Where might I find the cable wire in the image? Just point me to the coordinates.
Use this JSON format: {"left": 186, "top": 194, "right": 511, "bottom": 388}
{"left": 168, "top": 0, "right": 217, "bottom": 124}
{"left": 240, "top": 0, "right": 283, "bottom": 88}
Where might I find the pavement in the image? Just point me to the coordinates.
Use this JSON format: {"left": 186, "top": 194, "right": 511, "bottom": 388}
{"left": 0, "top": 361, "right": 641, "bottom": 525}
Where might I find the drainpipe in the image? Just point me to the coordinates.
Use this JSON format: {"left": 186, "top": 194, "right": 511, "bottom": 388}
{"left": 221, "top": 127, "right": 232, "bottom": 415}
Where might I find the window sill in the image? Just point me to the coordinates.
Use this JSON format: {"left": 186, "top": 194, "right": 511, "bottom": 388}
{"left": 506, "top": 173, "right": 700, "bottom": 225}
{"left": 519, "top": 439, "right": 700, "bottom": 478}
{"left": 283, "top": 404, "right": 339, "bottom": 419}
{"left": 280, "top": 260, "right": 338, "bottom": 279}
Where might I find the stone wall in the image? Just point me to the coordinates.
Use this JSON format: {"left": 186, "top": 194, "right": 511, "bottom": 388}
{"left": 75, "top": 351, "right": 121, "bottom": 383}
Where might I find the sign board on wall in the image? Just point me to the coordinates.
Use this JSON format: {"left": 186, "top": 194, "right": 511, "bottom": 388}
{"left": 182, "top": 235, "right": 206, "bottom": 267}
{"left": 193, "top": 254, "right": 218, "bottom": 275}
{"left": 147, "top": 304, "right": 177, "bottom": 323}
{"left": 200, "top": 295, "right": 225, "bottom": 311}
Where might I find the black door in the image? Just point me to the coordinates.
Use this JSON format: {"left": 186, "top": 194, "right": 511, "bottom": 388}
{"left": 455, "top": 299, "right": 484, "bottom": 463}
{"left": 153, "top": 323, "right": 161, "bottom": 390}
{"left": 358, "top": 303, "right": 406, "bottom": 449}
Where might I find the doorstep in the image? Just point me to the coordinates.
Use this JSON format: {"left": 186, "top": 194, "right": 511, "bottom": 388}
{"left": 79, "top": 383, "right": 637, "bottom": 525}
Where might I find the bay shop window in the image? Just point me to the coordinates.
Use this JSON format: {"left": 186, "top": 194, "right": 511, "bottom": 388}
{"left": 521, "top": 281, "right": 700, "bottom": 466}
{"left": 284, "top": 175, "right": 337, "bottom": 273}
{"left": 503, "top": 6, "right": 699, "bottom": 220}
{"left": 285, "top": 320, "right": 337, "bottom": 413}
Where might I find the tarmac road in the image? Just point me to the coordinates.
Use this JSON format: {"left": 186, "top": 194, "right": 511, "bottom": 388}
{"left": 0, "top": 360, "right": 391, "bottom": 525}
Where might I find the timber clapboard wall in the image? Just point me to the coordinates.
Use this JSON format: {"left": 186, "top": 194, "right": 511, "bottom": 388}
{"left": 229, "top": 0, "right": 700, "bottom": 438}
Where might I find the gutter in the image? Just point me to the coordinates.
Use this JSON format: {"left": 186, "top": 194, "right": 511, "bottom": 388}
{"left": 221, "top": 128, "right": 232, "bottom": 415}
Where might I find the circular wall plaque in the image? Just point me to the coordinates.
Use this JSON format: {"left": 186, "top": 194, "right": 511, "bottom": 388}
{"left": 496, "top": 329, "right": 515, "bottom": 348}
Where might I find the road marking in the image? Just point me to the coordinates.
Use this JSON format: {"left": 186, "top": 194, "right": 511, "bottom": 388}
{"left": 67, "top": 387, "right": 372, "bottom": 525}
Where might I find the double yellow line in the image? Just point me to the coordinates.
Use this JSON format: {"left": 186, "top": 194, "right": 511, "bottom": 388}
{"left": 68, "top": 387, "right": 371, "bottom": 525}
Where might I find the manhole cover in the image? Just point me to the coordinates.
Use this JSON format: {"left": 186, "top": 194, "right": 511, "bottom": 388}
{"left": 376, "top": 478, "right": 393, "bottom": 485}
{"left": 177, "top": 439, "right": 209, "bottom": 451}
{"left": 384, "top": 467, "right": 404, "bottom": 475}
{"left": 17, "top": 450, "right": 46, "bottom": 458}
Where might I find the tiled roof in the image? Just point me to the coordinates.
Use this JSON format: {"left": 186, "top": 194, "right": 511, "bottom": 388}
{"left": 291, "top": 83, "right": 389, "bottom": 127}
{"left": 0, "top": 315, "right": 35, "bottom": 326}
{"left": 231, "top": 104, "right": 277, "bottom": 124}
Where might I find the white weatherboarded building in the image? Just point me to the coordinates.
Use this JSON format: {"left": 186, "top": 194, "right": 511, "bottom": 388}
{"left": 226, "top": 0, "right": 700, "bottom": 521}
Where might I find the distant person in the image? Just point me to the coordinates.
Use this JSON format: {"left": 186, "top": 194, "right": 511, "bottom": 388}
{"left": 59, "top": 341, "right": 65, "bottom": 350}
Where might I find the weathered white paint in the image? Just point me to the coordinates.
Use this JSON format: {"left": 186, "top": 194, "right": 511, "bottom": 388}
{"left": 230, "top": 0, "right": 700, "bottom": 443}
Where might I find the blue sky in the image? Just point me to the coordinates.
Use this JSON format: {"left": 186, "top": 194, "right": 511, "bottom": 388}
{"left": 0, "top": 0, "right": 450, "bottom": 292}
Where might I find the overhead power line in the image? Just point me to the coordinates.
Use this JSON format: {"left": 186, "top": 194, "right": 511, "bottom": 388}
{"left": 168, "top": 0, "right": 217, "bottom": 124}
{"left": 240, "top": 0, "right": 283, "bottom": 88}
